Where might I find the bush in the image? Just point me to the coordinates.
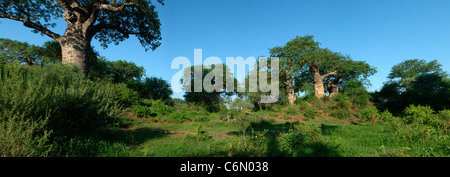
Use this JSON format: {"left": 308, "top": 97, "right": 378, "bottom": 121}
{"left": 169, "top": 111, "right": 191, "bottom": 123}
{"left": 395, "top": 123, "right": 442, "bottom": 142}
{"left": 0, "top": 63, "right": 124, "bottom": 135}
{"left": 328, "top": 93, "right": 353, "bottom": 119}
{"left": 403, "top": 105, "right": 436, "bottom": 124}
{"left": 329, "top": 109, "right": 352, "bottom": 119}
{"left": 184, "top": 125, "right": 211, "bottom": 142}
{"left": 437, "top": 110, "right": 450, "bottom": 122}
{"left": 379, "top": 109, "right": 396, "bottom": 122}
{"left": 355, "top": 106, "right": 379, "bottom": 124}
{"left": 293, "top": 122, "right": 322, "bottom": 141}
{"left": 331, "top": 93, "right": 352, "bottom": 110}
{"left": 0, "top": 115, "right": 52, "bottom": 157}
{"left": 131, "top": 105, "right": 156, "bottom": 119}
{"left": 108, "top": 83, "right": 139, "bottom": 106}
{"left": 228, "top": 129, "right": 269, "bottom": 157}
{"left": 303, "top": 106, "right": 319, "bottom": 120}
{"left": 279, "top": 130, "right": 303, "bottom": 154}
{"left": 151, "top": 100, "right": 173, "bottom": 115}
{"left": 285, "top": 106, "right": 299, "bottom": 115}
{"left": 278, "top": 123, "right": 327, "bottom": 155}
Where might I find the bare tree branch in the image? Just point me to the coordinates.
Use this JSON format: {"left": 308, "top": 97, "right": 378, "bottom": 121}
{"left": 322, "top": 71, "right": 337, "bottom": 79}
{"left": 0, "top": 14, "right": 61, "bottom": 40}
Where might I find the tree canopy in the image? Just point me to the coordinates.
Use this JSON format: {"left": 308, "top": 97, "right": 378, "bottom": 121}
{"left": 182, "top": 64, "right": 237, "bottom": 112}
{"left": 0, "top": 38, "right": 60, "bottom": 65}
{"left": 388, "top": 59, "right": 446, "bottom": 88}
{"left": 373, "top": 59, "right": 449, "bottom": 113}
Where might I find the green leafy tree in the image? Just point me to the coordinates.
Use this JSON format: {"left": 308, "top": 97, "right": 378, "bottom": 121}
{"left": 182, "top": 64, "right": 237, "bottom": 112}
{"left": 403, "top": 73, "right": 450, "bottom": 111}
{"left": 127, "top": 76, "right": 173, "bottom": 100}
{"left": 388, "top": 59, "right": 446, "bottom": 88}
{"left": 374, "top": 59, "right": 449, "bottom": 113}
{"left": 323, "top": 59, "right": 376, "bottom": 97}
{"left": 0, "top": 38, "right": 48, "bottom": 65}
{"left": 270, "top": 35, "right": 346, "bottom": 101}
{"left": 0, "top": 38, "right": 143, "bottom": 84}
{"left": 269, "top": 35, "right": 319, "bottom": 104}
{"left": 0, "top": 0, "right": 163, "bottom": 74}
{"left": 107, "top": 60, "right": 144, "bottom": 84}
{"left": 242, "top": 57, "right": 280, "bottom": 110}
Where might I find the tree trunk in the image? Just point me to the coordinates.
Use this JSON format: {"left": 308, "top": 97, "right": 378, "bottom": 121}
{"left": 328, "top": 83, "right": 339, "bottom": 97}
{"left": 311, "top": 66, "right": 336, "bottom": 99}
{"left": 59, "top": 37, "right": 90, "bottom": 74}
{"left": 57, "top": 19, "right": 92, "bottom": 74}
{"left": 285, "top": 70, "right": 296, "bottom": 105}
{"left": 312, "top": 69, "right": 325, "bottom": 99}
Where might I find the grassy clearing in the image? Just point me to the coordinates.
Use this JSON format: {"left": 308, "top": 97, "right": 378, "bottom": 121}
{"left": 68, "top": 114, "right": 449, "bottom": 157}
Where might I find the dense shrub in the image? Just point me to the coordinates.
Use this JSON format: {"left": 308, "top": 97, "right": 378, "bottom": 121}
{"left": 278, "top": 123, "right": 327, "bottom": 155}
{"left": 127, "top": 77, "right": 173, "bottom": 100}
{"left": 169, "top": 111, "right": 191, "bottom": 123}
{"left": 107, "top": 83, "right": 140, "bottom": 106}
{"left": 0, "top": 115, "right": 52, "bottom": 157}
{"left": 151, "top": 100, "right": 173, "bottom": 115}
{"left": 403, "top": 105, "right": 436, "bottom": 124}
{"left": 437, "top": 110, "right": 450, "bottom": 122}
{"left": 279, "top": 130, "right": 303, "bottom": 154}
{"left": 0, "top": 63, "right": 124, "bottom": 135}
{"left": 355, "top": 106, "right": 379, "bottom": 124}
{"left": 285, "top": 106, "right": 299, "bottom": 115}
{"left": 328, "top": 93, "right": 353, "bottom": 119}
{"left": 379, "top": 109, "right": 397, "bottom": 122}
{"left": 303, "top": 106, "right": 319, "bottom": 120}
{"left": 329, "top": 109, "right": 352, "bottom": 119}
{"left": 184, "top": 125, "right": 211, "bottom": 142}
{"left": 228, "top": 129, "right": 269, "bottom": 157}
{"left": 131, "top": 105, "right": 156, "bottom": 119}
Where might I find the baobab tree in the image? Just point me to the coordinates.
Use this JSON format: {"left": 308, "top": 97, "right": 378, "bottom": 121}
{"left": 0, "top": 0, "right": 163, "bottom": 74}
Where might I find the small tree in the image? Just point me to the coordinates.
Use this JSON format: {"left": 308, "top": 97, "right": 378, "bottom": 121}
{"left": 182, "top": 64, "right": 237, "bottom": 112}
{"left": 0, "top": 38, "right": 56, "bottom": 65}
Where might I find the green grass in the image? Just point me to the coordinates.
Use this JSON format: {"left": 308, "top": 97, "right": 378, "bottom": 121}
{"left": 55, "top": 115, "right": 449, "bottom": 157}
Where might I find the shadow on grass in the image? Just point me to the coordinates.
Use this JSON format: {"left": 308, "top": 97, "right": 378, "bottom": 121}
{"left": 236, "top": 121, "right": 342, "bottom": 157}
{"left": 319, "top": 124, "right": 340, "bottom": 135}
{"left": 87, "top": 127, "right": 171, "bottom": 145}
{"left": 50, "top": 127, "right": 171, "bottom": 157}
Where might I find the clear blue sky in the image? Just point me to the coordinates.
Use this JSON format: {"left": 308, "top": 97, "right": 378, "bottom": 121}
{"left": 1, "top": 0, "right": 449, "bottom": 99}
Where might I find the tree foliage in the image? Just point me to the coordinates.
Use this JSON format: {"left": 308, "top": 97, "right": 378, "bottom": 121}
{"left": 127, "top": 76, "right": 173, "bottom": 100}
{"left": 388, "top": 59, "right": 446, "bottom": 88}
{"left": 182, "top": 64, "right": 237, "bottom": 112}
{"left": 0, "top": 38, "right": 60, "bottom": 65}
{"left": 373, "top": 59, "right": 449, "bottom": 113}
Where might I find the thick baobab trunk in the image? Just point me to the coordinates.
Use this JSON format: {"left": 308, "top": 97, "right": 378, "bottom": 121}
{"left": 57, "top": 14, "right": 93, "bottom": 74}
{"left": 328, "top": 83, "right": 339, "bottom": 97}
{"left": 313, "top": 71, "right": 326, "bottom": 99}
{"left": 311, "top": 66, "right": 336, "bottom": 99}
{"left": 285, "top": 69, "right": 296, "bottom": 105}
{"left": 286, "top": 78, "right": 296, "bottom": 105}
{"left": 59, "top": 37, "right": 91, "bottom": 74}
